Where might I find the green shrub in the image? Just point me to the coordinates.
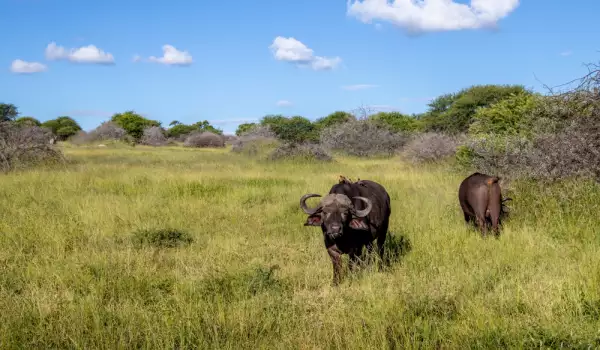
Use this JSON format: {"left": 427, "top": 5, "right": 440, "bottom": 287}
{"left": 132, "top": 228, "right": 193, "bottom": 248}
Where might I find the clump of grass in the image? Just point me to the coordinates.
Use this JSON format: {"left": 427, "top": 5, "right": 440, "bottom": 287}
{"left": 132, "top": 228, "right": 193, "bottom": 248}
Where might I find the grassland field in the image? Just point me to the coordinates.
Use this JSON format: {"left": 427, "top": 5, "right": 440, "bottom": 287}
{"left": 1, "top": 143, "right": 600, "bottom": 349}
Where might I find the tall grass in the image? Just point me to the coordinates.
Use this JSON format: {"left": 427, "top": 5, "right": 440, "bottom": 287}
{"left": 1, "top": 144, "right": 599, "bottom": 348}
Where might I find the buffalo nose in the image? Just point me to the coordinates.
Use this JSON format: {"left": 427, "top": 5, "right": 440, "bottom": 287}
{"left": 330, "top": 225, "right": 341, "bottom": 233}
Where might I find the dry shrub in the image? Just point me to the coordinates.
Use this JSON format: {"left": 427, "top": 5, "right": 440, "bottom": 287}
{"left": 527, "top": 114, "right": 600, "bottom": 181}
{"left": 403, "top": 132, "right": 463, "bottom": 163}
{"left": 231, "top": 125, "right": 278, "bottom": 155}
{"left": 268, "top": 142, "right": 332, "bottom": 162}
{"left": 460, "top": 135, "right": 534, "bottom": 179}
{"left": 71, "top": 121, "right": 128, "bottom": 145}
{"left": 0, "top": 122, "right": 64, "bottom": 172}
{"left": 320, "top": 120, "right": 408, "bottom": 157}
{"left": 140, "top": 126, "right": 168, "bottom": 146}
{"left": 183, "top": 131, "right": 225, "bottom": 148}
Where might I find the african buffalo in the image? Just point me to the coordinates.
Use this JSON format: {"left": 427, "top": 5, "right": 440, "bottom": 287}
{"left": 300, "top": 176, "right": 391, "bottom": 285}
{"left": 458, "top": 172, "right": 511, "bottom": 237}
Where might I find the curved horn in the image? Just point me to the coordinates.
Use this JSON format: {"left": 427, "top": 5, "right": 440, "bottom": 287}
{"left": 300, "top": 194, "right": 322, "bottom": 215}
{"left": 352, "top": 196, "right": 372, "bottom": 218}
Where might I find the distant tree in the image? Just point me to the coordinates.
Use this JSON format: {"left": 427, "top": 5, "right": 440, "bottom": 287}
{"left": 369, "top": 111, "right": 418, "bottom": 133}
{"left": 0, "top": 103, "right": 19, "bottom": 122}
{"left": 41, "top": 116, "right": 82, "bottom": 140}
{"left": 167, "top": 124, "right": 197, "bottom": 138}
{"left": 15, "top": 116, "right": 41, "bottom": 127}
{"left": 169, "top": 120, "right": 181, "bottom": 126}
{"left": 110, "top": 110, "right": 160, "bottom": 141}
{"left": 235, "top": 122, "right": 257, "bottom": 136}
{"left": 314, "top": 111, "right": 356, "bottom": 130}
{"left": 192, "top": 120, "right": 223, "bottom": 135}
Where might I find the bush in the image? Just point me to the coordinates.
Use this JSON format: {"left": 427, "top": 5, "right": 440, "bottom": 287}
{"left": 369, "top": 111, "right": 419, "bottom": 133}
{"left": 132, "top": 228, "right": 193, "bottom": 248}
{"left": 526, "top": 114, "right": 600, "bottom": 182}
{"left": 320, "top": 119, "right": 408, "bottom": 157}
{"left": 0, "top": 122, "right": 64, "bottom": 172}
{"left": 403, "top": 132, "right": 463, "bottom": 163}
{"left": 71, "top": 121, "right": 128, "bottom": 144}
{"left": 469, "top": 92, "right": 540, "bottom": 137}
{"left": 140, "top": 126, "right": 168, "bottom": 146}
{"left": 231, "top": 125, "right": 279, "bottom": 156}
{"left": 183, "top": 131, "right": 225, "bottom": 148}
{"left": 268, "top": 142, "right": 332, "bottom": 162}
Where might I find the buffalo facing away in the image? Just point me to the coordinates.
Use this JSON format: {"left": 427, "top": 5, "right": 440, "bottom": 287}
{"left": 458, "top": 172, "right": 512, "bottom": 237}
{"left": 300, "top": 176, "right": 391, "bottom": 285}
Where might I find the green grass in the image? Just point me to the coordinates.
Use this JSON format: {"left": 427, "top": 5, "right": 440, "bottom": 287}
{"left": 1, "top": 144, "right": 600, "bottom": 349}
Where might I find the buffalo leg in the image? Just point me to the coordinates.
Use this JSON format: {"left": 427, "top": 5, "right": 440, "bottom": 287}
{"left": 327, "top": 246, "right": 343, "bottom": 285}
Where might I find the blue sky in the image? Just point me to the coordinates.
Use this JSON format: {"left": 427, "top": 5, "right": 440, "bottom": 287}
{"left": 2, "top": 0, "right": 599, "bottom": 134}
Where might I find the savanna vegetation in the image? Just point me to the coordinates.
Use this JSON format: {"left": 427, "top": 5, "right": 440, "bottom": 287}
{"left": 1, "top": 62, "right": 600, "bottom": 348}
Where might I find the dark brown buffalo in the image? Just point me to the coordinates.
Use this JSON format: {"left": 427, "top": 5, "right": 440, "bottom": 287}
{"left": 458, "top": 172, "right": 511, "bottom": 237}
{"left": 300, "top": 176, "right": 391, "bottom": 285}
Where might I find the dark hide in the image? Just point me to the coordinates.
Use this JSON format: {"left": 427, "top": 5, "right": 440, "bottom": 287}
{"left": 458, "top": 172, "right": 509, "bottom": 237}
{"left": 300, "top": 176, "right": 391, "bottom": 285}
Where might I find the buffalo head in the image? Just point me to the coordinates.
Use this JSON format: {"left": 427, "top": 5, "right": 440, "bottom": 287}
{"left": 300, "top": 193, "right": 372, "bottom": 240}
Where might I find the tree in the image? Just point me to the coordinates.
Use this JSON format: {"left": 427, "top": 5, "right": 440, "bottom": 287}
{"left": 111, "top": 110, "right": 160, "bottom": 141}
{"left": 369, "top": 111, "right": 418, "bottom": 133}
{"left": 235, "top": 122, "right": 257, "bottom": 136}
{"left": 0, "top": 103, "right": 19, "bottom": 122}
{"left": 169, "top": 120, "right": 181, "bottom": 126}
{"left": 41, "top": 116, "right": 82, "bottom": 140}
{"left": 314, "top": 111, "right": 356, "bottom": 130}
{"left": 15, "top": 116, "right": 41, "bottom": 127}
{"left": 192, "top": 120, "right": 223, "bottom": 135}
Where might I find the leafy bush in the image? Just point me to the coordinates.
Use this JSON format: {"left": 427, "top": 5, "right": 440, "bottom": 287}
{"left": 140, "top": 126, "right": 168, "bottom": 146}
{"left": 111, "top": 110, "right": 160, "bottom": 141}
{"left": 41, "top": 116, "right": 82, "bottom": 140}
{"left": 314, "top": 111, "right": 356, "bottom": 130}
{"left": 183, "top": 131, "right": 225, "bottom": 148}
{"left": 370, "top": 111, "right": 419, "bottom": 133}
{"left": 264, "top": 115, "right": 318, "bottom": 143}
{"left": 320, "top": 119, "right": 408, "bottom": 157}
{"left": 469, "top": 92, "right": 540, "bottom": 137}
{"left": 15, "top": 116, "right": 41, "bottom": 127}
{"left": 235, "top": 122, "right": 257, "bottom": 136}
{"left": 0, "top": 122, "right": 64, "bottom": 172}
{"left": 268, "top": 142, "right": 332, "bottom": 162}
{"left": 403, "top": 132, "right": 463, "bottom": 163}
{"left": 132, "top": 228, "right": 193, "bottom": 248}
{"left": 420, "top": 85, "right": 530, "bottom": 133}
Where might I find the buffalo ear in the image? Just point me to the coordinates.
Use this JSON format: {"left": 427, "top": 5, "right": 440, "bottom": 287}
{"left": 304, "top": 214, "right": 322, "bottom": 226}
{"left": 349, "top": 218, "right": 369, "bottom": 230}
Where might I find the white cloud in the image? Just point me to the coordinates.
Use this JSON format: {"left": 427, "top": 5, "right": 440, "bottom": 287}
{"left": 559, "top": 50, "right": 572, "bottom": 57}
{"left": 347, "top": 0, "right": 520, "bottom": 33}
{"left": 276, "top": 100, "right": 293, "bottom": 107}
{"left": 269, "top": 36, "right": 342, "bottom": 71}
{"left": 132, "top": 54, "right": 142, "bottom": 62}
{"left": 342, "top": 84, "right": 379, "bottom": 91}
{"left": 45, "top": 42, "right": 115, "bottom": 64}
{"left": 10, "top": 59, "right": 47, "bottom": 74}
{"left": 148, "top": 45, "right": 193, "bottom": 66}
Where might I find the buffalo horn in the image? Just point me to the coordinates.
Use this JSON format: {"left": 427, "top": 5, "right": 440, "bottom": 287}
{"left": 300, "top": 193, "right": 322, "bottom": 215}
{"left": 352, "top": 196, "right": 372, "bottom": 218}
